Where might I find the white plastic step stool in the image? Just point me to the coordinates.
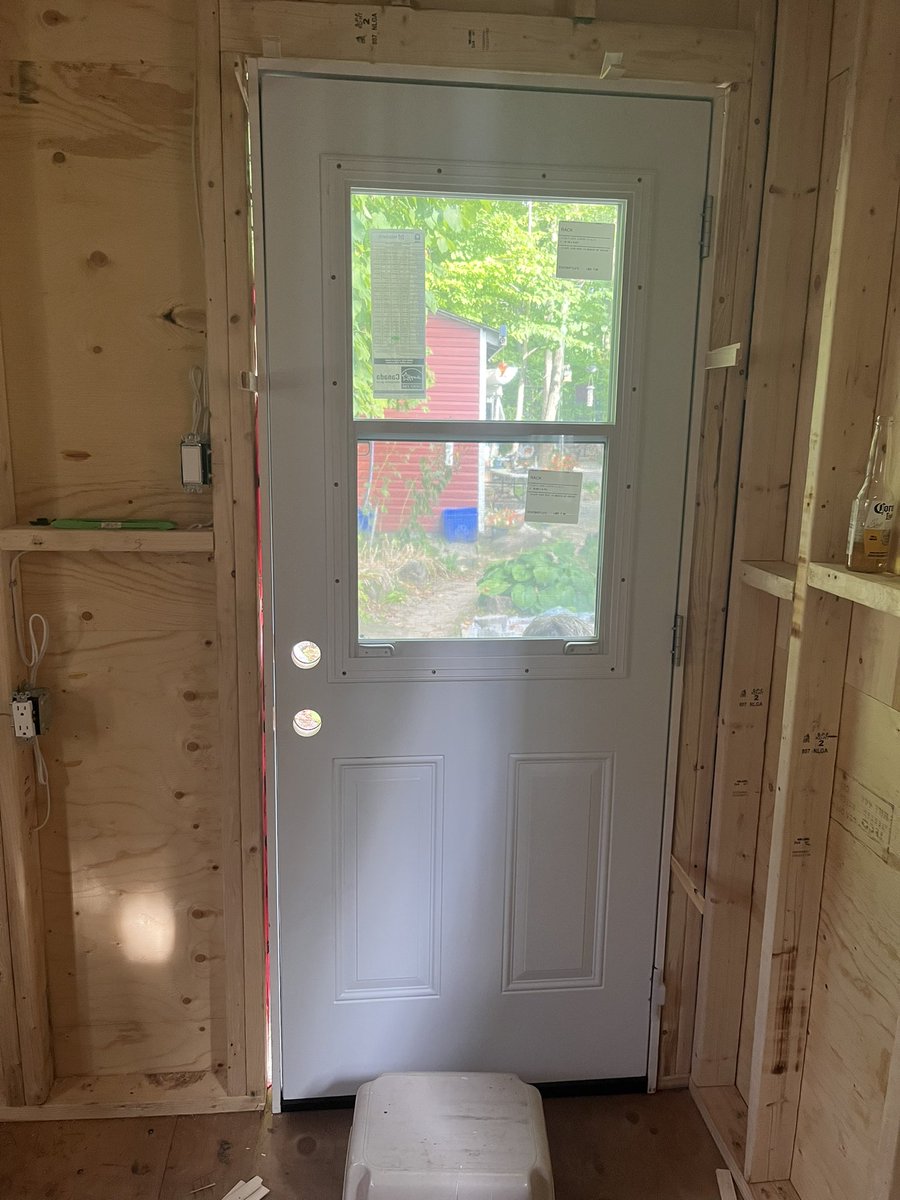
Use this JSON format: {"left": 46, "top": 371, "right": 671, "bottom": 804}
{"left": 342, "top": 1072, "right": 554, "bottom": 1200}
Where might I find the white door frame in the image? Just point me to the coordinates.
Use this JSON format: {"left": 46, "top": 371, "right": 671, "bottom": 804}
{"left": 248, "top": 58, "right": 725, "bottom": 1110}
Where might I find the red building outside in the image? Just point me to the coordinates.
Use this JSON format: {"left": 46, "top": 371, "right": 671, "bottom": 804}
{"left": 357, "top": 311, "right": 501, "bottom": 536}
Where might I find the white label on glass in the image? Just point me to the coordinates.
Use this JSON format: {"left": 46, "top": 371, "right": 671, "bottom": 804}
{"left": 524, "top": 469, "right": 583, "bottom": 524}
{"left": 370, "top": 229, "right": 426, "bottom": 398}
{"left": 556, "top": 221, "right": 615, "bottom": 281}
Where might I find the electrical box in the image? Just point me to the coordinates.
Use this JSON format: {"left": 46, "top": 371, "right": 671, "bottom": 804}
{"left": 181, "top": 434, "right": 212, "bottom": 491}
{"left": 11, "top": 688, "right": 51, "bottom": 740}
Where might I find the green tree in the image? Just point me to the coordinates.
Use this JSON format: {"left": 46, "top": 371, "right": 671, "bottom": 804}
{"left": 350, "top": 193, "right": 620, "bottom": 422}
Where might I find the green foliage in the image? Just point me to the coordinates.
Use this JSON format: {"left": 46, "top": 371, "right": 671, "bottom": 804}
{"left": 477, "top": 541, "right": 597, "bottom": 616}
{"left": 351, "top": 192, "right": 620, "bottom": 421}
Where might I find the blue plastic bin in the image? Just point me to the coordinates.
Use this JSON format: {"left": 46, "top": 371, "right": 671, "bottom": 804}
{"left": 441, "top": 506, "right": 478, "bottom": 542}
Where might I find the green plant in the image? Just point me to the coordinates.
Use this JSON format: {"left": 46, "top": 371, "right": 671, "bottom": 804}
{"left": 477, "top": 541, "right": 596, "bottom": 615}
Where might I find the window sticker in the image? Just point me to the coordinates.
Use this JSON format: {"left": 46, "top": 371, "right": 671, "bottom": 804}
{"left": 370, "top": 229, "right": 426, "bottom": 398}
{"left": 556, "top": 221, "right": 615, "bottom": 282}
{"left": 524, "top": 469, "right": 583, "bottom": 524}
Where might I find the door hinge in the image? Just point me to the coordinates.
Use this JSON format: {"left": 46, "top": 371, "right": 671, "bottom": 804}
{"left": 700, "top": 194, "right": 714, "bottom": 259}
{"left": 671, "top": 613, "right": 685, "bottom": 667}
{"left": 651, "top": 966, "right": 667, "bottom": 1008}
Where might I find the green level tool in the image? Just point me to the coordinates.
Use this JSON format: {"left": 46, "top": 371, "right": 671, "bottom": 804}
{"left": 31, "top": 519, "right": 178, "bottom": 530}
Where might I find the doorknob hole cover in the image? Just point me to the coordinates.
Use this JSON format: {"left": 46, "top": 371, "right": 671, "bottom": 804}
{"left": 291, "top": 640, "right": 321, "bottom": 669}
{"left": 293, "top": 709, "right": 322, "bottom": 737}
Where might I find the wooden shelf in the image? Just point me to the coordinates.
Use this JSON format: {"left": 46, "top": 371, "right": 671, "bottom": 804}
{"left": 0, "top": 527, "right": 214, "bottom": 554}
{"left": 739, "top": 560, "right": 797, "bottom": 600}
{"left": 807, "top": 561, "right": 900, "bottom": 618}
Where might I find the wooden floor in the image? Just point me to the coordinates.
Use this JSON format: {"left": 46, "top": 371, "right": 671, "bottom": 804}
{"left": 0, "top": 1090, "right": 725, "bottom": 1199}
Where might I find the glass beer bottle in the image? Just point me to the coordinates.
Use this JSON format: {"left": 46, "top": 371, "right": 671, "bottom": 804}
{"left": 847, "top": 415, "right": 895, "bottom": 573}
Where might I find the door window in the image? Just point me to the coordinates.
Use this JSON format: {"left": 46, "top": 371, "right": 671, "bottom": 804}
{"left": 357, "top": 439, "right": 605, "bottom": 641}
{"left": 321, "top": 164, "right": 648, "bottom": 674}
{"left": 350, "top": 193, "right": 624, "bottom": 423}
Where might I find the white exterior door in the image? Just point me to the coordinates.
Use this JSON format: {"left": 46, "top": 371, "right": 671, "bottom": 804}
{"left": 257, "top": 67, "right": 712, "bottom": 1102}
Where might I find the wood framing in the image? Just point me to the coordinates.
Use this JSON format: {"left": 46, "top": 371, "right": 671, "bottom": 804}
{"left": 691, "top": 0, "right": 833, "bottom": 1089}
{"left": 671, "top": 853, "right": 706, "bottom": 915}
{"left": 739, "top": 561, "right": 796, "bottom": 602}
{"left": 0, "top": 328, "right": 27, "bottom": 1108}
{"left": 872, "top": 1017, "right": 900, "bottom": 1200}
{"left": 717, "top": 1168, "right": 739, "bottom": 1200}
{"left": 0, "top": 529, "right": 214, "bottom": 553}
{"left": 660, "top": 0, "right": 775, "bottom": 1082}
{"left": 744, "top": 0, "right": 900, "bottom": 1178}
{"left": 221, "top": 2, "right": 754, "bottom": 84}
{"left": 220, "top": 52, "right": 267, "bottom": 1102}
{"left": 0, "top": 325, "right": 53, "bottom": 1107}
{"left": 197, "top": 0, "right": 253, "bottom": 1101}
{"left": 0, "top": 1070, "right": 262, "bottom": 1121}
{"left": 691, "top": 1082, "right": 800, "bottom": 1200}
{"left": 689, "top": 4, "right": 900, "bottom": 1194}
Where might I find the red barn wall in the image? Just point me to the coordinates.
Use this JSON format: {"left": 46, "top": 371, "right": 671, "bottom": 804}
{"left": 357, "top": 314, "right": 483, "bottom": 534}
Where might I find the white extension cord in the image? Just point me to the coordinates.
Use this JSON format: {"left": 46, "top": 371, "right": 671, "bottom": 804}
{"left": 9, "top": 552, "right": 51, "bottom": 832}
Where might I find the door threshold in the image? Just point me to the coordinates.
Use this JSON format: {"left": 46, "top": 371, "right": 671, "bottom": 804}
{"left": 280, "top": 1075, "right": 648, "bottom": 1111}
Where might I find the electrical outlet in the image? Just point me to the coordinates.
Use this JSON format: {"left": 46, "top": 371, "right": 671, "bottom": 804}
{"left": 11, "top": 688, "right": 51, "bottom": 740}
{"left": 12, "top": 697, "right": 36, "bottom": 739}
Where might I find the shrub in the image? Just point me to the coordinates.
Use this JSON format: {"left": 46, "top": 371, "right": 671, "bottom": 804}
{"left": 477, "top": 541, "right": 596, "bottom": 615}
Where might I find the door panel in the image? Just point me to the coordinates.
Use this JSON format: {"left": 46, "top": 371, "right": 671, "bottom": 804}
{"left": 335, "top": 757, "right": 443, "bottom": 1000}
{"left": 258, "top": 70, "right": 711, "bottom": 1100}
{"left": 503, "top": 754, "right": 612, "bottom": 991}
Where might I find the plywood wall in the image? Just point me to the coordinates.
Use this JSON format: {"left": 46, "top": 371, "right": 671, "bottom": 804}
{"left": 29, "top": 553, "right": 226, "bottom": 1079}
{"left": 0, "top": 57, "right": 209, "bottom": 526}
{"left": 0, "top": 2, "right": 227, "bottom": 1085}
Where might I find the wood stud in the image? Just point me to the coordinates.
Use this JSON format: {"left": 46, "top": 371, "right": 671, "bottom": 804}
{"left": 660, "top": 0, "right": 775, "bottom": 1083}
{"left": 691, "top": 0, "right": 833, "bottom": 1091}
{"left": 221, "top": 3, "right": 755, "bottom": 84}
{"left": 219, "top": 52, "right": 267, "bottom": 1102}
{"left": 0, "top": 321, "right": 53, "bottom": 1107}
{"left": 196, "top": 0, "right": 252, "bottom": 1102}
